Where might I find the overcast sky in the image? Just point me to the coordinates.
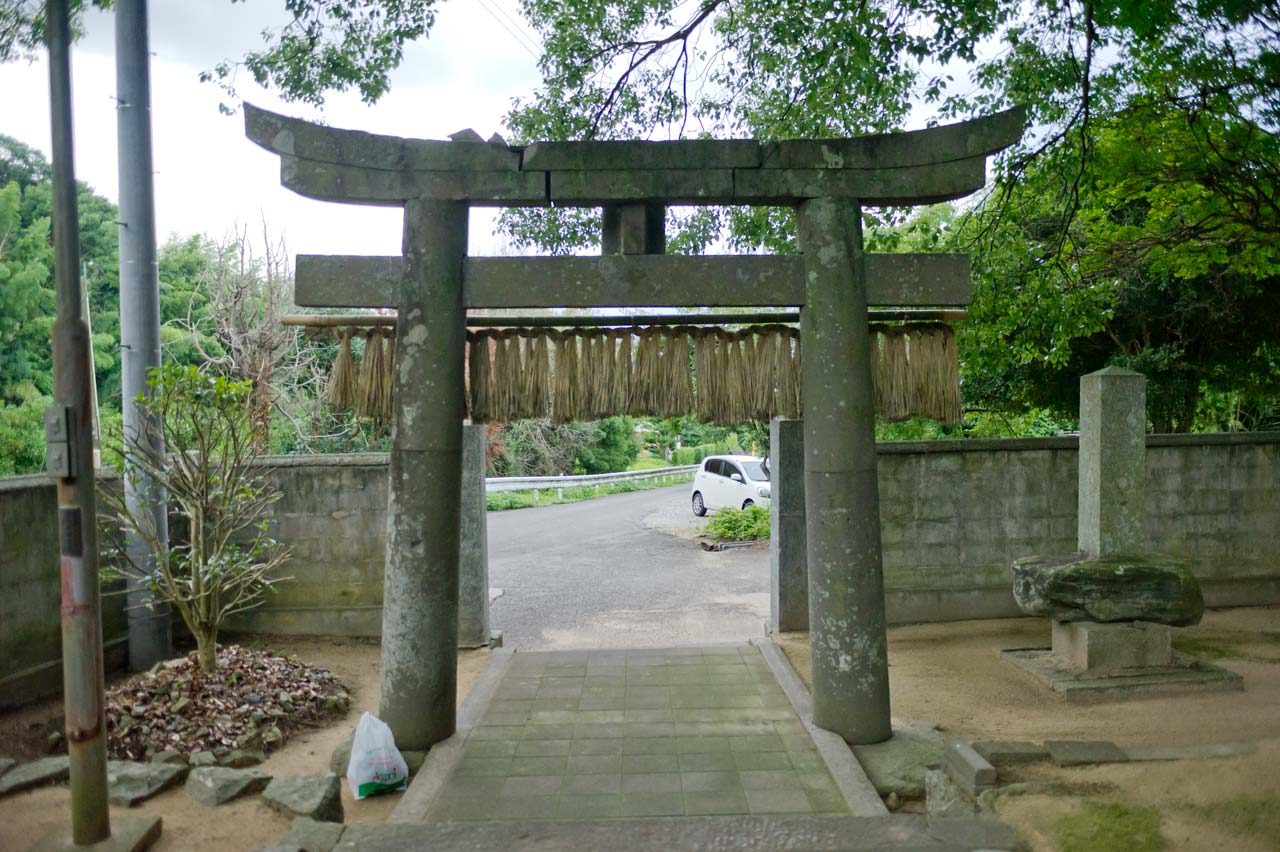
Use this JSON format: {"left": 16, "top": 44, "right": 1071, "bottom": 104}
{"left": 0, "top": 1, "right": 543, "bottom": 258}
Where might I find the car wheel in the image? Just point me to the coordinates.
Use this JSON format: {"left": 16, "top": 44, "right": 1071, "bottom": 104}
{"left": 742, "top": 499, "right": 755, "bottom": 510}
{"left": 692, "top": 492, "right": 707, "bottom": 517}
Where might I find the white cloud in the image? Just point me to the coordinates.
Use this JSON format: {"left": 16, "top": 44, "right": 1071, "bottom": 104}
{"left": 0, "top": 0, "right": 544, "bottom": 259}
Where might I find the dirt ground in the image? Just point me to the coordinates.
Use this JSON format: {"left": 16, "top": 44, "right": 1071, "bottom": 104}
{"left": 779, "top": 606, "right": 1280, "bottom": 851}
{"left": 0, "top": 636, "right": 489, "bottom": 852}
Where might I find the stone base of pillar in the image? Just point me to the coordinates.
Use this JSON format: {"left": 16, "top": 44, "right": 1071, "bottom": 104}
{"left": 1051, "top": 621, "right": 1171, "bottom": 673}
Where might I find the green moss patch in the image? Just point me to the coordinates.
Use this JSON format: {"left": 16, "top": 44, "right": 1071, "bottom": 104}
{"left": 1054, "top": 801, "right": 1164, "bottom": 852}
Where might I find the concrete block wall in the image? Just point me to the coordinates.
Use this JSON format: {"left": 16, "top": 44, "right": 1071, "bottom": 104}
{"left": 2, "top": 434, "right": 1277, "bottom": 707}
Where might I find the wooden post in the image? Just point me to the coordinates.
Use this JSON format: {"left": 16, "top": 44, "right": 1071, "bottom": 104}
{"left": 797, "top": 198, "right": 891, "bottom": 745}
{"left": 378, "top": 199, "right": 468, "bottom": 749}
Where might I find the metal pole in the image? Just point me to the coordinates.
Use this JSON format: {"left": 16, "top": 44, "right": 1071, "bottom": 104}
{"left": 116, "top": 0, "right": 171, "bottom": 670}
{"left": 47, "top": 0, "right": 111, "bottom": 841}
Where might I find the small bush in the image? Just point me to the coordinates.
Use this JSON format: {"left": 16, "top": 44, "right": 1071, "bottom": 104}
{"left": 706, "top": 505, "right": 771, "bottom": 542}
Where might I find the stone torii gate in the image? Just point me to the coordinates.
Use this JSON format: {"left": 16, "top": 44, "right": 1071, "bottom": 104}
{"left": 246, "top": 105, "right": 1024, "bottom": 749}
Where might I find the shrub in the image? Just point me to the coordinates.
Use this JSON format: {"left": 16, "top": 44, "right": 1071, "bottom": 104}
{"left": 706, "top": 505, "right": 771, "bottom": 542}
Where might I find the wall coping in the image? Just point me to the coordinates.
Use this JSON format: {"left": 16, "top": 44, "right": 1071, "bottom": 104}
{"left": 2, "top": 433, "right": 1277, "bottom": 491}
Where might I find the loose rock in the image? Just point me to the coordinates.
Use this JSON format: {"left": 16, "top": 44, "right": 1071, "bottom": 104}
{"left": 1012, "top": 554, "right": 1204, "bottom": 626}
{"left": 850, "top": 719, "right": 945, "bottom": 798}
{"left": 222, "top": 749, "right": 266, "bottom": 768}
{"left": 262, "top": 773, "right": 344, "bottom": 823}
{"left": 191, "top": 751, "right": 217, "bottom": 767}
{"left": 0, "top": 757, "right": 15, "bottom": 778}
{"left": 0, "top": 756, "right": 69, "bottom": 797}
{"left": 186, "top": 766, "right": 272, "bottom": 806}
{"left": 282, "top": 816, "right": 345, "bottom": 852}
{"left": 107, "top": 760, "right": 187, "bottom": 806}
{"left": 151, "top": 750, "right": 188, "bottom": 766}
{"left": 925, "top": 769, "right": 977, "bottom": 816}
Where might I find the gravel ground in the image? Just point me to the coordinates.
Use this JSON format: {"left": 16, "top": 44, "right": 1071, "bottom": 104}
{"left": 487, "top": 484, "right": 770, "bottom": 650}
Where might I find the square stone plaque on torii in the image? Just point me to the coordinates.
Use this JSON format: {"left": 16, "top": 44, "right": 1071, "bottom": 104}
{"left": 245, "top": 104, "right": 1025, "bottom": 749}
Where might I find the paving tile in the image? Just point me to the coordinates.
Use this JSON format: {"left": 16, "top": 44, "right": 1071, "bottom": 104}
{"left": 455, "top": 757, "right": 512, "bottom": 777}
{"left": 514, "top": 739, "right": 571, "bottom": 757}
{"left": 510, "top": 756, "right": 567, "bottom": 776}
{"left": 568, "top": 753, "right": 622, "bottom": 774}
{"left": 537, "top": 687, "right": 583, "bottom": 700}
{"left": 622, "top": 754, "right": 679, "bottom": 774}
{"left": 676, "top": 736, "right": 731, "bottom": 753}
{"left": 583, "top": 676, "right": 627, "bottom": 688}
{"left": 570, "top": 739, "right": 623, "bottom": 756}
{"left": 745, "top": 787, "right": 814, "bottom": 814}
{"left": 624, "top": 708, "right": 674, "bottom": 723}
{"left": 797, "top": 771, "right": 840, "bottom": 793}
{"left": 427, "top": 797, "right": 494, "bottom": 821}
{"left": 520, "top": 723, "right": 575, "bottom": 740}
{"left": 678, "top": 752, "right": 737, "bottom": 772}
{"left": 500, "top": 775, "right": 563, "bottom": 797}
{"left": 621, "top": 792, "right": 685, "bottom": 816}
{"left": 733, "top": 750, "right": 793, "bottom": 771}
{"left": 471, "top": 725, "right": 524, "bottom": 741}
{"left": 483, "top": 711, "right": 532, "bottom": 726}
{"left": 788, "top": 751, "right": 826, "bottom": 772}
{"left": 625, "top": 722, "right": 676, "bottom": 738}
{"left": 529, "top": 711, "right": 579, "bottom": 725}
{"left": 439, "top": 776, "right": 501, "bottom": 799}
{"left": 465, "top": 740, "right": 518, "bottom": 759}
{"left": 683, "top": 791, "right": 750, "bottom": 815}
{"left": 490, "top": 796, "right": 555, "bottom": 819}
{"left": 578, "top": 696, "right": 626, "bottom": 711}
{"left": 729, "top": 734, "right": 786, "bottom": 752}
{"left": 575, "top": 710, "right": 627, "bottom": 724}
{"left": 552, "top": 795, "right": 623, "bottom": 818}
{"left": 681, "top": 771, "right": 742, "bottom": 793}
{"left": 530, "top": 698, "right": 580, "bottom": 712}
{"left": 805, "top": 787, "right": 848, "bottom": 813}
{"left": 621, "top": 772, "right": 683, "bottom": 794}
{"left": 623, "top": 737, "right": 678, "bottom": 755}
{"left": 563, "top": 773, "right": 621, "bottom": 795}
{"left": 574, "top": 723, "right": 628, "bottom": 739}
{"left": 739, "top": 770, "right": 798, "bottom": 790}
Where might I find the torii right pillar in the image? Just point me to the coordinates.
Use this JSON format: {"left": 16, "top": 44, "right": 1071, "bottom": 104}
{"left": 797, "top": 199, "right": 891, "bottom": 744}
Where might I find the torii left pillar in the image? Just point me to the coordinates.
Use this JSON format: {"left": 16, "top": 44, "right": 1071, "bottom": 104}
{"left": 379, "top": 200, "right": 468, "bottom": 748}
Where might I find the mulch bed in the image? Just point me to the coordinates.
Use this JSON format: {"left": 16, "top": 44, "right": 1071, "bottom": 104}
{"left": 105, "top": 644, "right": 350, "bottom": 761}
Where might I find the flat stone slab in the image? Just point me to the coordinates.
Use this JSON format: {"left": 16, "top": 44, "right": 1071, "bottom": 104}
{"left": 263, "top": 773, "right": 344, "bottom": 823}
{"left": 107, "top": 760, "right": 187, "bottom": 806}
{"left": 29, "top": 813, "right": 161, "bottom": 852}
{"left": 337, "top": 814, "right": 1021, "bottom": 851}
{"left": 186, "top": 766, "right": 272, "bottom": 806}
{"left": 942, "top": 741, "right": 995, "bottom": 796}
{"left": 1123, "top": 741, "right": 1257, "bottom": 762}
{"left": 0, "top": 756, "right": 69, "bottom": 797}
{"left": 972, "top": 741, "right": 1047, "bottom": 765}
{"left": 282, "top": 817, "right": 346, "bottom": 852}
{"left": 1043, "top": 741, "right": 1129, "bottom": 767}
{"left": 850, "top": 719, "right": 946, "bottom": 799}
{"left": 1012, "top": 554, "right": 1204, "bottom": 626}
{"left": 1003, "top": 647, "right": 1244, "bottom": 699}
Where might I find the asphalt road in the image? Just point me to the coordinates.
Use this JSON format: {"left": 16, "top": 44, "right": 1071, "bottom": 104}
{"left": 486, "top": 484, "right": 770, "bottom": 650}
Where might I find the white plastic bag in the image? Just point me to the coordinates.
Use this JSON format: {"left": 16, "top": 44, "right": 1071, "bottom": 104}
{"left": 346, "top": 711, "right": 409, "bottom": 799}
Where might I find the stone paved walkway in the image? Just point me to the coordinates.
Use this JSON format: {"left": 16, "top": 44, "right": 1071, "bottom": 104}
{"left": 424, "top": 644, "right": 850, "bottom": 821}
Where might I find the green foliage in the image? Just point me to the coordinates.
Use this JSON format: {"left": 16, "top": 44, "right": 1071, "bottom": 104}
{"left": 100, "top": 365, "right": 290, "bottom": 673}
{"left": 574, "top": 415, "right": 640, "bottom": 474}
{"left": 202, "top": 1, "right": 441, "bottom": 108}
{"left": 706, "top": 505, "right": 771, "bottom": 542}
{"left": 1054, "top": 801, "right": 1164, "bottom": 852}
{"left": 0, "top": 394, "right": 48, "bottom": 476}
{"left": 671, "top": 441, "right": 731, "bottom": 466}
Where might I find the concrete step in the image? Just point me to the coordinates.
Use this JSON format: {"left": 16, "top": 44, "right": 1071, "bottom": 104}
{"left": 330, "top": 814, "right": 1022, "bottom": 851}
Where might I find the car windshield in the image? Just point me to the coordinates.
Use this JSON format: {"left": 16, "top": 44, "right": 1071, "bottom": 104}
{"left": 740, "top": 461, "right": 768, "bottom": 481}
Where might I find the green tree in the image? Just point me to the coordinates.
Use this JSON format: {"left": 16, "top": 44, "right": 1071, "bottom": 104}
{"left": 575, "top": 415, "right": 640, "bottom": 473}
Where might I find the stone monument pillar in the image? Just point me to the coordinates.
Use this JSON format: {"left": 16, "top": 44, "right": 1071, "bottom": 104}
{"left": 1006, "top": 368, "right": 1239, "bottom": 694}
{"left": 769, "top": 418, "right": 807, "bottom": 633}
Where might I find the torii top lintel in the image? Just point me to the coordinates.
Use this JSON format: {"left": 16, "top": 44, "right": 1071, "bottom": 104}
{"left": 244, "top": 104, "right": 1025, "bottom": 209}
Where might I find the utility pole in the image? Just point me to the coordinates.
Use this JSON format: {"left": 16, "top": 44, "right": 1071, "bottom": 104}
{"left": 115, "top": 0, "right": 171, "bottom": 670}
{"left": 45, "top": 0, "right": 110, "bottom": 841}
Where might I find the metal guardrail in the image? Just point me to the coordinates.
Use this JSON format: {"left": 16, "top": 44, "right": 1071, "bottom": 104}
{"left": 485, "top": 464, "right": 698, "bottom": 497}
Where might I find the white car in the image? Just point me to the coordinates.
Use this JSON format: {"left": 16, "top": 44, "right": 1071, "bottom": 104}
{"left": 691, "top": 454, "right": 771, "bottom": 516}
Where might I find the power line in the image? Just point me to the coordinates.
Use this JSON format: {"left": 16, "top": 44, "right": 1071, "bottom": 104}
{"left": 487, "top": 0, "right": 541, "bottom": 49}
{"left": 476, "top": 0, "right": 539, "bottom": 59}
